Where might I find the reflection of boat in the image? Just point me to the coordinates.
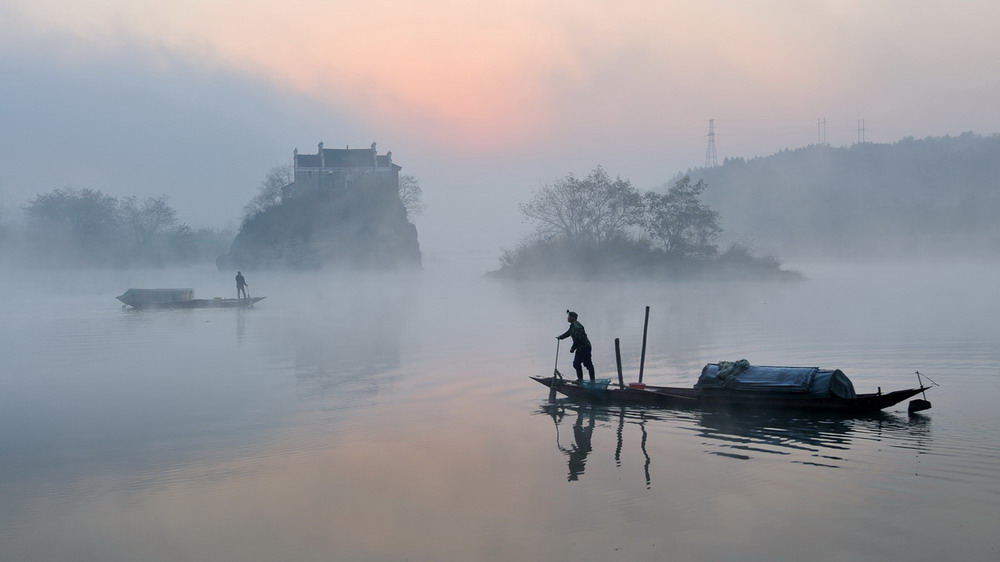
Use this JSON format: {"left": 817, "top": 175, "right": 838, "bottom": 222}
{"left": 117, "top": 288, "right": 265, "bottom": 309}
{"left": 531, "top": 363, "right": 931, "bottom": 414}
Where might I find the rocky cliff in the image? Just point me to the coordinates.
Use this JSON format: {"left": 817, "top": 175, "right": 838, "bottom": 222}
{"left": 218, "top": 183, "right": 420, "bottom": 270}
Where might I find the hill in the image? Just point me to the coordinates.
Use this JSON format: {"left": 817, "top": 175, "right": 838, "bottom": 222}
{"left": 684, "top": 132, "right": 1000, "bottom": 259}
{"left": 218, "top": 182, "right": 421, "bottom": 270}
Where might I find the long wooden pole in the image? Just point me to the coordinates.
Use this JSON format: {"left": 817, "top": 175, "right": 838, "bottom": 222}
{"left": 548, "top": 339, "right": 561, "bottom": 402}
{"left": 615, "top": 338, "right": 624, "bottom": 389}
{"left": 638, "top": 306, "right": 650, "bottom": 384}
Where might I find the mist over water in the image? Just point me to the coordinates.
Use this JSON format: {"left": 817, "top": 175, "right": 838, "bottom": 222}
{"left": 1, "top": 258, "right": 999, "bottom": 560}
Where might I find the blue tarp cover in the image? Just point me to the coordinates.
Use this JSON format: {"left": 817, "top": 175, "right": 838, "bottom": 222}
{"left": 697, "top": 363, "right": 857, "bottom": 398}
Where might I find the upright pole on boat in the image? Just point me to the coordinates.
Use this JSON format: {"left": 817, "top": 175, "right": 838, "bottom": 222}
{"left": 549, "top": 339, "right": 561, "bottom": 402}
{"left": 638, "top": 306, "right": 650, "bottom": 384}
{"left": 615, "top": 338, "right": 624, "bottom": 389}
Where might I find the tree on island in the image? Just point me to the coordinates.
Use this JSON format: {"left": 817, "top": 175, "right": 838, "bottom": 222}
{"left": 643, "top": 177, "right": 721, "bottom": 260}
{"left": 494, "top": 168, "right": 795, "bottom": 280}
{"left": 519, "top": 166, "right": 643, "bottom": 244}
{"left": 242, "top": 164, "right": 292, "bottom": 223}
{"left": 398, "top": 174, "right": 426, "bottom": 220}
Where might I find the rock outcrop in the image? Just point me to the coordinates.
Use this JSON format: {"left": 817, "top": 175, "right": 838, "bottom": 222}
{"left": 218, "top": 182, "right": 420, "bottom": 270}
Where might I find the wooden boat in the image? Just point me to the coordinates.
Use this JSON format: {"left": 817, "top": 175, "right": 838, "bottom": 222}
{"left": 531, "top": 362, "right": 932, "bottom": 414}
{"left": 117, "top": 288, "right": 265, "bottom": 309}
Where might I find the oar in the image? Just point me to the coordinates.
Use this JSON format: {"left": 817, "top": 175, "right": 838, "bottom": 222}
{"left": 549, "top": 338, "right": 561, "bottom": 402}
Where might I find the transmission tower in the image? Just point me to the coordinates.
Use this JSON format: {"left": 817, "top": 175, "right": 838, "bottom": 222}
{"left": 856, "top": 119, "right": 866, "bottom": 143}
{"left": 705, "top": 119, "right": 718, "bottom": 167}
{"left": 817, "top": 117, "right": 827, "bottom": 145}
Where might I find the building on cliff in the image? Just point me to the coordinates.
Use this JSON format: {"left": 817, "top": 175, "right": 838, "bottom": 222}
{"left": 217, "top": 140, "right": 420, "bottom": 270}
{"left": 283, "top": 141, "right": 401, "bottom": 201}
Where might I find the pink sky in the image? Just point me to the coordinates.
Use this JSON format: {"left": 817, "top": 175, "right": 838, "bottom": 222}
{"left": 12, "top": 1, "right": 1000, "bottom": 152}
{"left": 2, "top": 0, "right": 999, "bottom": 252}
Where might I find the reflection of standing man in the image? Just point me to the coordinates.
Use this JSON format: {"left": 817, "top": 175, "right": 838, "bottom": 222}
{"left": 236, "top": 271, "right": 249, "bottom": 299}
{"left": 567, "top": 407, "right": 595, "bottom": 481}
{"left": 557, "top": 310, "right": 595, "bottom": 381}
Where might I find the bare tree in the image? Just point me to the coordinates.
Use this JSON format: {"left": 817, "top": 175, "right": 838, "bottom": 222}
{"left": 643, "top": 176, "right": 721, "bottom": 259}
{"left": 398, "top": 174, "right": 426, "bottom": 219}
{"left": 120, "top": 195, "right": 180, "bottom": 247}
{"left": 242, "top": 164, "right": 293, "bottom": 222}
{"left": 519, "top": 166, "right": 643, "bottom": 244}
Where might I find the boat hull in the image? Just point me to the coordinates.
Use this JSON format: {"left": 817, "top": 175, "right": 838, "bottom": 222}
{"left": 530, "top": 376, "right": 929, "bottom": 414}
{"left": 118, "top": 297, "right": 265, "bottom": 309}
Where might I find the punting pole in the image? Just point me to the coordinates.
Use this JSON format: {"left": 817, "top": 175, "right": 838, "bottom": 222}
{"left": 615, "top": 338, "right": 624, "bottom": 389}
{"left": 638, "top": 306, "right": 650, "bottom": 384}
{"left": 548, "top": 338, "right": 561, "bottom": 402}
{"left": 908, "top": 370, "right": 932, "bottom": 413}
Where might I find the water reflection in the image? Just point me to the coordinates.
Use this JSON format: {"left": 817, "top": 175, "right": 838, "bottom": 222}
{"left": 538, "top": 401, "right": 934, "bottom": 484}
{"left": 691, "top": 409, "right": 934, "bottom": 466}
{"left": 540, "top": 403, "right": 659, "bottom": 487}
{"left": 236, "top": 308, "right": 247, "bottom": 340}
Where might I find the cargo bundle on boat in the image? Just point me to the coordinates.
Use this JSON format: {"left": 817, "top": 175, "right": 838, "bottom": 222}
{"left": 695, "top": 361, "right": 857, "bottom": 398}
{"left": 116, "top": 288, "right": 264, "bottom": 309}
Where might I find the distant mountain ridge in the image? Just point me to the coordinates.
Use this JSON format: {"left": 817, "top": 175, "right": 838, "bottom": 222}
{"left": 685, "top": 132, "right": 1000, "bottom": 259}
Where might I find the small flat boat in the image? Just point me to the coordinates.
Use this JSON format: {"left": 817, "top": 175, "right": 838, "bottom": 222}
{"left": 117, "top": 288, "right": 265, "bottom": 309}
{"left": 532, "top": 362, "right": 932, "bottom": 414}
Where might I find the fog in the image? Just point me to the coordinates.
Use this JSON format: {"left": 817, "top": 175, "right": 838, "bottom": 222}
{"left": 3, "top": 260, "right": 1000, "bottom": 559}
{"left": 4, "top": 2, "right": 1000, "bottom": 259}
{"left": 3, "top": 2, "right": 1000, "bottom": 559}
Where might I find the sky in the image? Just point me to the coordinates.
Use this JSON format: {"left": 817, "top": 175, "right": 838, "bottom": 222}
{"left": 2, "top": 0, "right": 999, "bottom": 258}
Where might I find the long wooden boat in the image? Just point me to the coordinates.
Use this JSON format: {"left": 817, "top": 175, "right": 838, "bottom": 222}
{"left": 531, "top": 363, "right": 932, "bottom": 414}
{"left": 117, "top": 288, "right": 264, "bottom": 309}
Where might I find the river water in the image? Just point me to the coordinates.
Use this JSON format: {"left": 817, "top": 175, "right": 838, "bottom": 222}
{"left": 1, "top": 259, "right": 998, "bottom": 561}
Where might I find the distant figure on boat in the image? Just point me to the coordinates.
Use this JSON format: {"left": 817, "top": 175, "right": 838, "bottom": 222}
{"left": 236, "top": 271, "right": 249, "bottom": 299}
{"left": 557, "top": 310, "right": 595, "bottom": 381}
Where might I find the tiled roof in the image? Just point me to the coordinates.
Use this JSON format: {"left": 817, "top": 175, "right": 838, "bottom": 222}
{"left": 296, "top": 148, "right": 376, "bottom": 168}
{"left": 296, "top": 145, "right": 400, "bottom": 170}
{"left": 297, "top": 154, "right": 322, "bottom": 167}
{"left": 323, "top": 148, "right": 375, "bottom": 167}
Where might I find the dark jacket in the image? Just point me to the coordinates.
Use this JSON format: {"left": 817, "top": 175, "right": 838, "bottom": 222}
{"left": 558, "top": 321, "right": 592, "bottom": 352}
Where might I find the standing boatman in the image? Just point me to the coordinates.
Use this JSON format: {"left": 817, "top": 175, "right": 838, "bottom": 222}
{"left": 557, "top": 310, "right": 595, "bottom": 381}
{"left": 236, "top": 271, "right": 249, "bottom": 299}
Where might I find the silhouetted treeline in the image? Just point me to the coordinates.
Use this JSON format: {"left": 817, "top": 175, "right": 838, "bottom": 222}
{"left": 686, "top": 132, "right": 1000, "bottom": 258}
{"left": 492, "top": 168, "right": 800, "bottom": 280}
{"left": 0, "top": 188, "right": 233, "bottom": 267}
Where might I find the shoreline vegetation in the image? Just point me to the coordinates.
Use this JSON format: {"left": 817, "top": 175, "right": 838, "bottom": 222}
{"left": 488, "top": 238, "right": 803, "bottom": 281}
{"left": 0, "top": 188, "right": 232, "bottom": 268}
{"left": 489, "top": 168, "right": 802, "bottom": 281}
{"left": 4, "top": 133, "right": 996, "bottom": 277}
